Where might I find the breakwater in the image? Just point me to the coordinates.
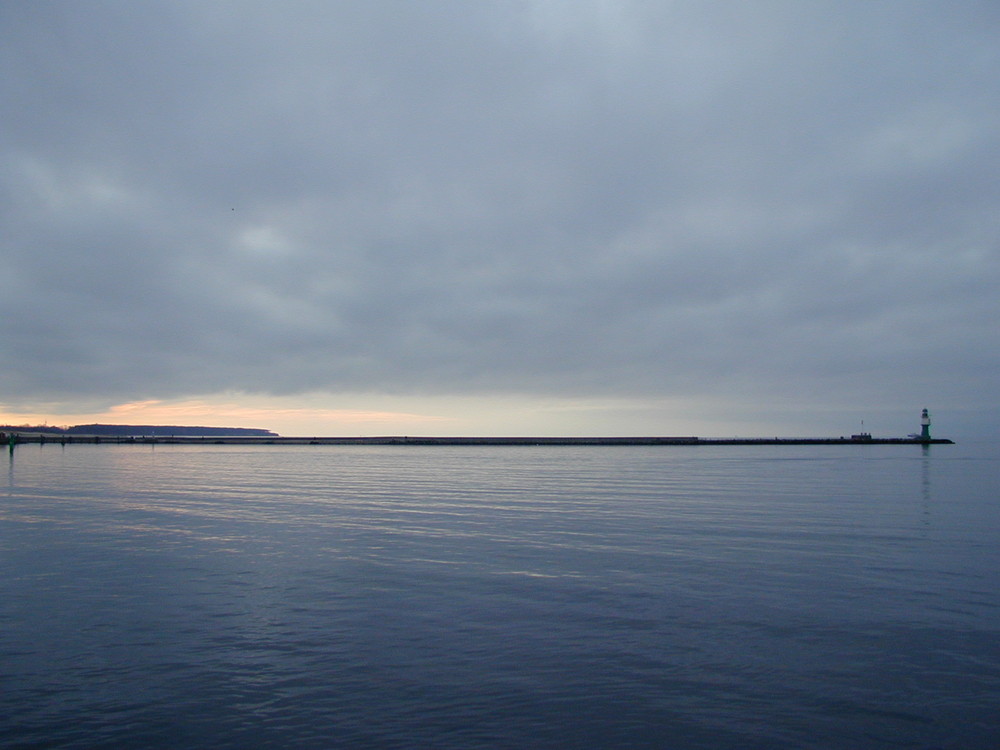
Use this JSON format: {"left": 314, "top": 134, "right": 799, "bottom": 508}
{"left": 4, "top": 433, "right": 954, "bottom": 446}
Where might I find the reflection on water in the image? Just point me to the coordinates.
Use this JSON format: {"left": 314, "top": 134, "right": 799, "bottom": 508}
{"left": 1, "top": 442, "right": 998, "bottom": 749}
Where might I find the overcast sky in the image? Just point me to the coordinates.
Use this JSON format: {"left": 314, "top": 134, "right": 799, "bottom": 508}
{"left": 2, "top": 1, "right": 998, "bottom": 437}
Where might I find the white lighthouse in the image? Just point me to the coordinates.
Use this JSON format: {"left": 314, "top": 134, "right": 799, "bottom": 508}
{"left": 920, "top": 408, "right": 931, "bottom": 440}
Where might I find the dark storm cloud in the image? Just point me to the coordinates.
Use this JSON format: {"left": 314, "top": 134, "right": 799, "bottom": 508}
{"left": 2, "top": 1, "right": 999, "bottom": 418}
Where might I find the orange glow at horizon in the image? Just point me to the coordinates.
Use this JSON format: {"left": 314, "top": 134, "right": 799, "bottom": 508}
{"left": 0, "top": 398, "right": 455, "bottom": 436}
{"left": 0, "top": 393, "right": 786, "bottom": 438}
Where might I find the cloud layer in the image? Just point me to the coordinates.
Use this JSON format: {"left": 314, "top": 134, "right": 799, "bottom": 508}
{"left": 2, "top": 1, "right": 999, "bottom": 434}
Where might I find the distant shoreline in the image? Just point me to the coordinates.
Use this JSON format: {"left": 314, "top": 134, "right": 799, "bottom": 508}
{"left": 5, "top": 434, "right": 954, "bottom": 446}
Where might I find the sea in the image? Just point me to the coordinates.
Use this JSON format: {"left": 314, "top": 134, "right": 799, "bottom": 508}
{"left": 1, "top": 441, "right": 998, "bottom": 749}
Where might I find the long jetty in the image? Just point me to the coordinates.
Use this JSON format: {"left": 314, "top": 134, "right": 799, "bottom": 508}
{"left": 5, "top": 433, "right": 954, "bottom": 446}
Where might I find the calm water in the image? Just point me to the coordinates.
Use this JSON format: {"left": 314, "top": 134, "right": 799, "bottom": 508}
{"left": 2, "top": 442, "right": 998, "bottom": 748}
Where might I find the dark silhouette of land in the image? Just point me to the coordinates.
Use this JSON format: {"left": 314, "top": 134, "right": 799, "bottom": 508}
{"left": 2, "top": 429, "right": 953, "bottom": 446}
{"left": 1, "top": 424, "right": 277, "bottom": 438}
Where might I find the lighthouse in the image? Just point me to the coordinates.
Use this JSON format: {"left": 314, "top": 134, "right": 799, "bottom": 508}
{"left": 920, "top": 408, "right": 931, "bottom": 440}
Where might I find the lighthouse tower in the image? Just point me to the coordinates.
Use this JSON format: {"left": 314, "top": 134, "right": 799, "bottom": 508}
{"left": 920, "top": 409, "right": 931, "bottom": 440}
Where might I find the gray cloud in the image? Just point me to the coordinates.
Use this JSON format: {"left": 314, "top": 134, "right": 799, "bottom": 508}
{"left": 2, "top": 1, "right": 999, "bottom": 431}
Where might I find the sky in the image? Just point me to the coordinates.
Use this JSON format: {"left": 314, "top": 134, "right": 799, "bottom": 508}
{"left": 2, "top": 1, "right": 998, "bottom": 438}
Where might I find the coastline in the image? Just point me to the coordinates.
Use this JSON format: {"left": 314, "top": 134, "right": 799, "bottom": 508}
{"left": 4, "top": 433, "right": 955, "bottom": 446}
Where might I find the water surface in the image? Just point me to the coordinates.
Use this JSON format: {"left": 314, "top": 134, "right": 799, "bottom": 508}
{"left": 2, "top": 442, "right": 998, "bottom": 748}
